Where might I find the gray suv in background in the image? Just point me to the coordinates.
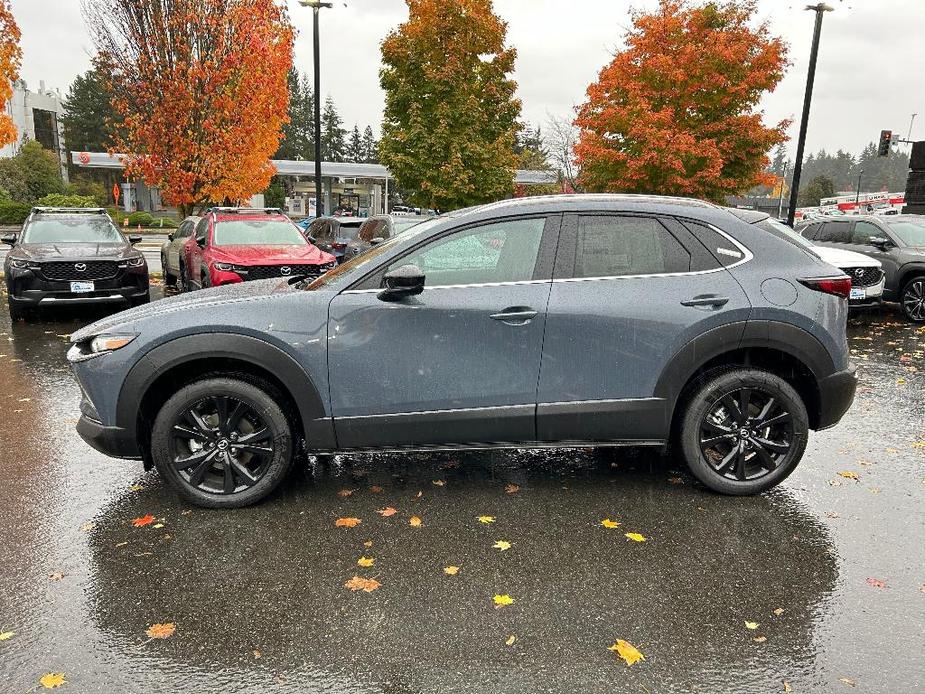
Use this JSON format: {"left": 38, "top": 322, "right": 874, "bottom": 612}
{"left": 67, "top": 195, "right": 857, "bottom": 508}
{"left": 800, "top": 214, "right": 925, "bottom": 321}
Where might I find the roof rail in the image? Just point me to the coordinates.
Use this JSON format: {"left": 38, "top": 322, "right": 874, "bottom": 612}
{"left": 31, "top": 207, "right": 108, "bottom": 214}
{"left": 207, "top": 207, "right": 285, "bottom": 215}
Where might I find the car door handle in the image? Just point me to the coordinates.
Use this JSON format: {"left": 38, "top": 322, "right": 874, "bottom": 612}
{"left": 489, "top": 308, "right": 538, "bottom": 324}
{"left": 681, "top": 295, "right": 730, "bottom": 308}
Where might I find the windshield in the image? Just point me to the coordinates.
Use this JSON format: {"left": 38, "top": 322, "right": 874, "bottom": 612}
{"left": 213, "top": 219, "right": 306, "bottom": 246}
{"left": 755, "top": 218, "right": 817, "bottom": 251}
{"left": 304, "top": 217, "right": 443, "bottom": 290}
{"left": 887, "top": 219, "right": 925, "bottom": 246}
{"left": 394, "top": 218, "right": 424, "bottom": 234}
{"left": 21, "top": 216, "right": 124, "bottom": 244}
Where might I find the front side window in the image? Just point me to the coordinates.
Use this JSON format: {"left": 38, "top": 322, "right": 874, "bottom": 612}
{"left": 817, "top": 222, "right": 851, "bottom": 243}
{"left": 852, "top": 221, "right": 883, "bottom": 245}
{"left": 887, "top": 219, "right": 925, "bottom": 246}
{"left": 388, "top": 217, "right": 546, "bottom": 287}
{"left": 21, "top": 216, "right": 123, "bottom": 244}
{"left": 212, "top": 218, "right": 306, "bottom": 246}
{"left": 574, "top": 216, "right": 690, "bottom": 278}
{"left": 195, "top": 219, "right": 209, "bottom": 243}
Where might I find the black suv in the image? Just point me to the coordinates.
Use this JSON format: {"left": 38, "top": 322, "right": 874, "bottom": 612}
{"left": 3, "top": 207, "right": 149, "bottom": 320}
{"left": 800, "top": 214, "right": 925, "bottom": 321}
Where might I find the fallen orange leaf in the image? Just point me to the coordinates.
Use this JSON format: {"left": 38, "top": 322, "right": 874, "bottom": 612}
{"left": 363, "top": 540, "right": 373, "bottom": 548}
{"left": 146, "top": 623, "right": 176, "bottom": 639}
{"left": 504, "top": 484, "right": 520, "bottom": 494}
{"left": 335, "top": 517, "right": 361, "bottom": 528}
{"left": 608, "top": 639, "right": 644, "bottom": 666}
{"left": 132, "top": 514, "right": 155, "bottom": 527}
{"left": 337, "top": 488, "right": 355, "bottom": 498}
{"left": 39, "top": 673, "right": 66, "bottom": 689}
{"left": 409, "top": 516, "right": 423, "bottom": 527}
{"left": 865, "top": 577, "right": 887, "bottom": 589}
{"left": 376, "top": 507, "right": 397, "bottom": 517}
{"left": 369, "top": 485, "right": 384, "bottom": 493}
{"left": 344, "top": 576, "right": 381, "bottom": 592}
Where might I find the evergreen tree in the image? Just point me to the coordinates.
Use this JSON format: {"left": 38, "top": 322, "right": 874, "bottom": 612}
{"left": 276, "top": 68, "right": 302, "bottom": 159}
{"left": 347, "top": 125, "right": 363, "bottom": 163}
{"left": 514, "top": 122, "right": 549, "bottom": 170}
{"left": 61, "top": 67, "right": 118, "bottom": 153}
{"left": 320, "top": 96, "right": 346, "bottom": 162}
{"left": 361, "top": 125, "right": 378, "bottom": 163}
{"left": 298, "top": 74, "right": 316, "bottom": 159}
{"left": 798, "top": 175, "right": 835, "bottom": 207}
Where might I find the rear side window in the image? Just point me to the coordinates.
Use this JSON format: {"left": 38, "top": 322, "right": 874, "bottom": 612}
{"left": 817, "top": 222, "right": 851, "bottom": 243}
{"left": 572, "top": 216, "right": 690, "bottom": 278}
{"left": 800, "top": 222, "right": 821, "bottom": 240}
{"left": 852, "top": 221, "right": 882, "bottom": 245}
{"left": 682, "top": 221, "right": 745, "bottom": 267}
{"left": 335, "top": 222, "right": 363, "bottom": 241}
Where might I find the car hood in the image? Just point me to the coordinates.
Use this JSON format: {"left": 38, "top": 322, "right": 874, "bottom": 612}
{"left": 813, "top": 246, "right": 881, "bottom": 268}
{"left": 70, "top": 278, "right": 301, "bottom": 342}
{"left": 210, "top": 244, "right": 334, "bottom": 265}
{"left": 16, "top": 242, "right": 135, "bottom": 260}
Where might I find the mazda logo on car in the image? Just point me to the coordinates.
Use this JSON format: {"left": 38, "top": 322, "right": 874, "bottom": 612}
{"left": 74, "top": 263, "right": 87, "bottom": 272}
{"left": 855, "top": 268, "right": 864, "bottom": 278}
{"left": 280, "top": 266, "right": 291, "bottom": 276}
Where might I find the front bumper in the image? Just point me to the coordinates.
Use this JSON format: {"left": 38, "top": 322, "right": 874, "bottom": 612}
{"left": 7, "top": 266, "right": 149, "bottom": 307}
{"left": 848, "top": 276, "right": 885, "bottom": 308}
{"left": 815, "top": 363, "right": 858, "bottom": 430}
{"left": 76, "top": 414, "right": 141, "bottom": 459}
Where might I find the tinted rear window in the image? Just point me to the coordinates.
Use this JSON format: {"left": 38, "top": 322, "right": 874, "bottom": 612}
{"left": 22, "top": 215, "right": 123, "bottom": 244}
{"left": 683, "top": 221, "right": 746, "bottom": 267}
{"left": 817, "top": 222, "right": 851, "bottom": 243}
{"left": 573, "top": 216, "right": 690, "bottom": 277}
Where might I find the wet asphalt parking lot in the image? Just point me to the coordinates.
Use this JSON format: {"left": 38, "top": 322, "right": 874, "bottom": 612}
{"left": 0, "top": 286, "right": 923, "bottom": 693}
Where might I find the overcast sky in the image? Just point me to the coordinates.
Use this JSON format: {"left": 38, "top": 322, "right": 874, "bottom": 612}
{"left": 10, "top": 0, "right": 924, "bottom": 158}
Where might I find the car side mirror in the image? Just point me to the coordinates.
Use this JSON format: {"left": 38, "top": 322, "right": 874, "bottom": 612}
{"left": 870, "top": 236, "right": 893, "bottom": 250}
{"left": 307, "top": 235, "right": 317, "bottom": 244}
{"left": 129, "top": 235, "right": 142, "bottom": 244}
{"left": 378, "top": 264, "right": 425, "bottom": 302}
{"left": 196, "top": 236, "right": 206, "bottom": 247}
{"left": 1, "top": 233, "right": 16, "bottom": 246}
{"left": 370, "top": 236, "right": 385, "bottom": 246}
{"left": 167, "top": 232, "right": 174, "bottom": 241}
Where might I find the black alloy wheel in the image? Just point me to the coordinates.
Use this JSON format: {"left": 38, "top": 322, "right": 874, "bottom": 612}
{"left": 151, "top": 377, "right": 294, "bottom": 508}
{"left": 679, "top": 368, "right": 808, "bottom": 495}
{"left": 901, "top": 277, "right": 925, "bottom": 322}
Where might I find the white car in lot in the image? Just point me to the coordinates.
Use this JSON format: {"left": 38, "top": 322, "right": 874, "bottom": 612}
{"left": 731, "top": 211, "right": 885, "bottom": 308}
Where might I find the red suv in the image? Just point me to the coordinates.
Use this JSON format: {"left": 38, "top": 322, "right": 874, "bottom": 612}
{"left": 181, "top": 208, "right": 335, "bottom": 290}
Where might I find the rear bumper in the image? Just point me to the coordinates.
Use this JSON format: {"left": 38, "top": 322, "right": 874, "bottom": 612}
{"left": 76, "top": 414, "right": 141, "bottom": 459}
{"left": 815, "top": 364, "right": 858, "bottom": 430}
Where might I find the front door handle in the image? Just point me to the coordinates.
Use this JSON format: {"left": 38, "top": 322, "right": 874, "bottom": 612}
{"left": 681, "top": 295, "right": 730, "bottom": 308}
{"left": 489, "top": 307, "right": 538, "bottom": 325}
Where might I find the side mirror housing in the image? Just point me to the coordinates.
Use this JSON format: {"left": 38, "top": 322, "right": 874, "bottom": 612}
{"left": 1, "top": 233, "right": 16, "bottom": 246}
{"left": 378, "top": 264, "right": 425, "bottom": 302}
{"left": 167, "top": 232, "right": 175, "bottom": 241}
{"left": 870, "top": 236, "right": 893, "bottom": 250}
{"left": 128, "top": 235, "right": 143, "bottom": 244}
{"left": 370, "top": 236, "right": 385, "bottom": 246}
{"left": 196, "top": 236, "right": 206, "bottom": 247}
{"left": 307, "top": 235, "right": 317, "bottom": 244}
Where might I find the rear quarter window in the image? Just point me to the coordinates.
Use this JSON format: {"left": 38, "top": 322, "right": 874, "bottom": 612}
{"left": 682, "top": 221, "right": 746, "bottom": 267}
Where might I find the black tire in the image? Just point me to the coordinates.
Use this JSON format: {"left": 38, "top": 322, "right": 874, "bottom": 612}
{"left": 150, "top": 377, "right": 294, "bottom": 508}
{"left": 8, "top": 300, "right": 26, "bottom": 322}
{"left": 162, "top": 255, "right": 177, "bottom": 287}
{"left": 178, "top": 261, "right": 188, "bottom": 292}
{"left": 900, "top": 275, "right": 925, "bottom": 323}
{"left": 679, "top": 368, "right": 808, "bottom": 496}
{"left": 201, "top": 267, "right": 211, "bottom": 289}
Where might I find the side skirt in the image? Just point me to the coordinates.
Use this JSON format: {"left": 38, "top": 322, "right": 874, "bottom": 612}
{"left": 311, "top": 440, "right": 666, "bottom": 455}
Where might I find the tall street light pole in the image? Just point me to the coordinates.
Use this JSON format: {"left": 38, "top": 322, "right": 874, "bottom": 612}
{"left": 855, "top": 169, "right": 864, "bottom": 211}
{"left": 299, "top": 0, "right": 333, "bottom": 218}
{"left": 786, "top": 3, "right": 834, "bottom": 227}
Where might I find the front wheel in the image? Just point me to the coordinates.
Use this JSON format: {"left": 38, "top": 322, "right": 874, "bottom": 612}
{"left": 162, "top": 255, "right": 177, "bottom": 287}
{"left": 900, "top": 276, "right": 925, "bottom": 322}
{"left": 150, "top": 377, "right": 294, "bottom": 508}
{"left": 678, "top": 368, "right": 808, "bottom": 495}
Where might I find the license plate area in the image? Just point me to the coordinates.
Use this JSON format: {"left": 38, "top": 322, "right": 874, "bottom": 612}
{"left": 70, "top": 281, "right": 95, "bottom": 293}
{"left": 849, "top": 287, "right": 865, "bottom": 300}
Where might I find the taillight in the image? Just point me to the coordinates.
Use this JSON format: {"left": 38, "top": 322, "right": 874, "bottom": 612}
{"left": 798, "top": 276, "right": 852, "bottom": 299}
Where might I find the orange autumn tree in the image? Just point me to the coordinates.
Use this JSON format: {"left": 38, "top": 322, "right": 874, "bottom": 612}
{"left": 84, "top": 0, "right": 294, "bottom": 216}
{"left": 575, "top": 0, "right": 788, "bottom": 202}
{"left": 0, "top": 0, "right": 22, "bottom": 147}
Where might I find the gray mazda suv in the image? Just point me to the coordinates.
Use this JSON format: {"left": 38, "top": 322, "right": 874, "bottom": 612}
{"left": 67, "top": 195, "right": 857, "bottom": 507}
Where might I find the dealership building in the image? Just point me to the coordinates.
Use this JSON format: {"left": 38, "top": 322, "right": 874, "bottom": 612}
{"left": 2, "top": 80, "right": 69, "bottom": 180}
{"left": 71, "top": 151, "right": 558, "bottom": 215}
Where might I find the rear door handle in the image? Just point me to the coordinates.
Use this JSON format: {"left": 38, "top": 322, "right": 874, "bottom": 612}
{"left": 489, "top": 307, "right": 538, "bottom": 324}
{"left": 681, "top": 295, "right": 730, "bottom": 308}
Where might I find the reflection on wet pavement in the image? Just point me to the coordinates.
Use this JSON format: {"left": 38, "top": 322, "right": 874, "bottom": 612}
{"left": 0, "top": 293, "right": 923, "bottom": 692}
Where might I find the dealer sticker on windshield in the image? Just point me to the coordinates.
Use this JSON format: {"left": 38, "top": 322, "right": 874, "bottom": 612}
{"left": 70, "top": 281, "right": 94, "bottom": 293}
{"left": 849, "top": 287, "right": 865, "bottom": 300}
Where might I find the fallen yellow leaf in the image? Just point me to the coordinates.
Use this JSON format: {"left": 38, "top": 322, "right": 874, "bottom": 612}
{"left": 146, "top": 623, "right": 176, "bottom": 639}
{"left": 153, "top": 523, "right": 164, "bottom": 529}
{"left": 493, "top": 594, "right": 514, "bottom": 607}
{"left": 344, "top": 576, "right": 381, "bottom": 592}
{"left": 335, "top": 517, "right": 362, "bottom": 528}
{"left": 432, "top": 479, "right": 446, "bottom": 486}
{"left": 409, "top": 515, "right": 423, "bottom": 527}
{"left": 608, "top": 639, "right": 644, "bottom": 666}
{"left": 784, "top": 681, "right": 792, "bottom": 692}
{"left": 753, "top": 636, "right": 767, "bottom": 643}
{"left": 376, "top": 507, "right": 397, "bottom": 517}
{"left": 773, "top": 608, "right": 785, "bottom": 616}
{"left": 443, "top": 566, "right": 460, "bottom": 575}
{"left": 839, "top": 676, "right": 857, "bottom": 687}
{"left": 129, "top": 484, "right": 144, "bottom": 492}
{"left": 79, "top": 522, "right": 95, "bottom": 532}
{"left": 745, "top": 621, "right": 759, "bottom": 630}
{"left": 625, "top": 532, "right": 646, "bottom": 542}
{"left": 357, "top": 557, "right": 375, "bottom": 568}
{"left": 253, "top": 649, "right": 262, "bottom": 659}
{"left": 48, "top": 572, "right": 64, "bottom": 581}
{"left": 493, "top": 540, "right": 511, "bottom": 551}
{"left": 477, "top": 515, "right": 496, "bottom": 524}
{"left": 838, "top": 471, "right": 860, "bottom": 480}
{"left": 912, "top": 441, "right": 925, "bottom": 449}
{"left": 0, "top": 631, "right": 14, "bottom": 641}
{"left": 39, "top": 673, "right": 66, "bottom": 689}
{"left": 363, "top": 540, "right": 373, "bottom": 548}
{"left": 505, "top": 635, "right": 516, "bottom": 646}
{"left": 601, "top": 518, "right": 620, "bottom": 529}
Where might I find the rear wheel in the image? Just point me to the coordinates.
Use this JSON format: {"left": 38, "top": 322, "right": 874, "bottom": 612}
{"left": 150, "top": 377, "right": 294, "bottom": 508}
{"left": 900, "top": 276, "right": 925, "bottom": 322}
{"left": 679, "top": 368, "right": 808, "bottom": 495}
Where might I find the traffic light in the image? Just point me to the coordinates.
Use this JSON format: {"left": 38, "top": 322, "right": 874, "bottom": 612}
{"left": 878, "top": 130, "right": 892, "bottom": 157}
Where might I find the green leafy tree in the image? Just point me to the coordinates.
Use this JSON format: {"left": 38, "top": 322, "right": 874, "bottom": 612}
{"left": 0, "top": 158, "right": 28, "bottom": 202}
{"left": 798, "top": 174, "right": 835, "bottom": 207}
{"left": 347, "top": 125, "right": 363, "bottom": 163}
{"left": 320, "top": 96, "right": 346, "bottom": 162}
{"left": 361, "top": 125, "right": 378, "bottom": 163}
{"left": 61, "top": 67, "right": 118, "bottom": 152}
{"left": 10, "top": 141, "right": 65, "bottom": 202}
{"left": 380, "top": 0, "right": 521, "bottom": 210}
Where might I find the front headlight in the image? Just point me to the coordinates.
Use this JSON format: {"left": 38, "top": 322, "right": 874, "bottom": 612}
{"left": 10, "top": 259, "right": 29, "bottom": 269}
{"left": 126, "top": 256, "right": 146, "bottom": 267}
{"left": 214, "top": 262, "right": 235, "bottom": 272}
{"left": 90, "top": 334, "right": 138, "bottom": 353}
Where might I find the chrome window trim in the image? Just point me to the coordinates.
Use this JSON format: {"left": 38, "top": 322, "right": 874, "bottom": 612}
{"left": 341, "top": 278, "right": 551, "bottom": 294}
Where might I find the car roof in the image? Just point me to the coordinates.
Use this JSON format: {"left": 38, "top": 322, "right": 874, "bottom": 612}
{"left": 724, "top": 208, "right": 770, "bottom": 224}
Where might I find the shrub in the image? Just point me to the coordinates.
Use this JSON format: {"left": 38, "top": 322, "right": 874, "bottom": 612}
{"left": 148, "top": 217, "right": 179, "bottom": 229}
{"left": 0, "top": 200, "right": 31, "bottom": 225}
{"left": 35, "top": 193, "right": 99, "bottom": 208}
{"left": 127, "top": 211, "right": 154, "bottom": 227}
{"left": 67, "top": 178, "right": 108, "bottom": 206}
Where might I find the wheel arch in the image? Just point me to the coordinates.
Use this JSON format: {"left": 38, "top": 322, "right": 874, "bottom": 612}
{"left": 117, "top": 333, "right": 334, "bottom": 456}
{"left": 656, "top": 321, "right": 832, "bottom": 432}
